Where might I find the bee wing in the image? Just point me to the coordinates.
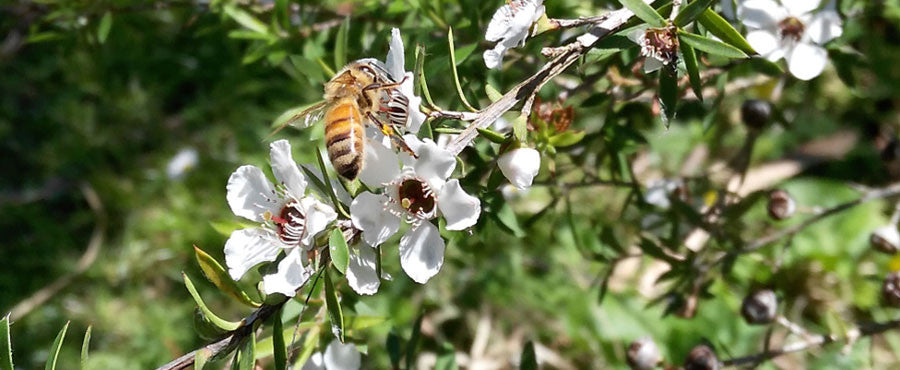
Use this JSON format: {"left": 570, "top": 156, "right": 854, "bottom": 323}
{"left": 268, "top": 101, "right": 329, "bottom": 138}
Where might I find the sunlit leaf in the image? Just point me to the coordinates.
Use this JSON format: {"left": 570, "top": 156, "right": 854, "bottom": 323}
{"left": 697, "top": 9, "right": 756, "bottom": 55}
{"left": 329, "top": 229, "right": 349, "bottom": 275}
{"left": 513, "top": 114, "right": 527, "bottom": 142}
{"left": 618, "top": 0, "right": 666, "bottom": 27}
{"left": 183, "top": 273, "right": 241, "bottom": 331}
{"left": 194, "top": 246, "right": 261, "bottom": 307}
{"left": 45, "top": 321, "right": 69, "bottom": 370}
{"left": 548, "top": 131, "right": 586, "bottom": 147}
{"left": 323, "top": 269, "right": 344, "bottom": 342}
{"left": 674, "top": 0, "right": 716, "bottom": 27}
{"left": 97, "top": 12, "right": 112, "bottom": 44}
{"left": 1, "top": 315, "right": 12, "bottom": 370}
{"left": 224, "top": 5, "right": 269, "bottom": 34}
{"left": 80, "top": 326, "right": 91, "bottom": 370}
{"left": 485, "top": 83, "right": 503, "bottom": 103}
{"left": 678, "top": 30, "right": 748, "bottom": 58}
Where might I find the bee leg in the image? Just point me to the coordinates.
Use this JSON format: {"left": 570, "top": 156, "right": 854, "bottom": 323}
{"left": 365, "top": 112, "right": 418, "bottom": 158}
{"left": 361, "top": 75, "right": 409, "bottom": 92}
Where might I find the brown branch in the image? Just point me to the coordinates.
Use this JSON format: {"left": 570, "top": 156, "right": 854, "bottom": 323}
{"left": 722, "top": 317, "right": 900, "bottom": 368}
{"left": 444, "top": 1, "right": 654, "bottom": 155}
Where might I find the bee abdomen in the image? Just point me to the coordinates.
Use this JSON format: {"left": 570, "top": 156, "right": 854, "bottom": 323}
{"left": 325, "top": 101, "right": 365, "bottom": 180}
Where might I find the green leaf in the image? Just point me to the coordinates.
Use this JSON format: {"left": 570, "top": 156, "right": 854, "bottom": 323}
{"left": 618, "top": 0, "right": 666, "bottom": 27}
{"left": 194, "top": 348, "right": 212, "bottom": 370}
{"left": 45, "top": 321, "right": 69, "bottom": 370}
{"left": 224, "top": 5, "right": 269, "bottom": 34}
{"left": 476, "top": 128, "right": 508, "bottom": 144}
{"left": 234, "top": 331, "right": 256, "bottom": 370}
{"left": 194, "top": 246, "right": 261, "bottom": 307}
{"left": 329, "top": 229, "right": 350, "bottom": 275}
{"left": 80, "top": 326, "right": 91, "bottom": 369}
{"left": 520, "top": 341, "right": 537, "bottom": 370}
{"left": 183, "top": 273, "right": 241, "bottom": 331}
{"left": 334, "top": 17, "right": 350, "bottom": 70}
{"left": 512, "top": 114, "right": 527, "bottom": 142}
{"left": 678, "top": 30, "right": 748, "bottom": 58}
{"left": 1, "top": 315, "right": 12, "bottom": 370}
{"left": 658, "top": 69, "right": 678, "bottom": 125}
{"left": 448, "top": 27, "right": 477, "bottom": 112}
{"left": 193, "top": 308, "right": 229, "bottom": 340}
{"left": 345, "top": 315, "right": 387, "bottom": 332}
{"left": 746, "top": 57, "right": 784, "bottom": 76}
{"left": 548, "top": 131, "right": 586, "bottom": 147}
{"left": 496, "top": 200, "right": 525, "bottom": 237}
{"left": 292, "top": 325, "right": 320, "bottom": 368}
{"left": 274, "top": 0, "right": 289, "bottom": 30}
{"left": 323, "top": 269, "right": 344, "bottom": 342}
{"left": 387, "top": 331, "right": 403, "bottom": 369}
{"left": 405, "top": 314, "right": 424, "bottom": 370}
{"left": 485, "top": 83, "right": 503, "bottom": 103}
{"left": 674, "top": 0, "right": 716, "bottom": 27}
{"left": 697, "top": 9, "right": 756, "bottom": 55}
{"left": 454, "top": 43, "right": 478, "bottom": 65}
{"left": 680, "top": 42, "right": 703, "bottom": 101}
{"left": 435, "top": 342, "right": 458, "bottom": 370}
{"left": 97, "top": 12, "right": 112, "bottom": 44}
{"left": 271, "top": 308, "right": 286, "bottom": 370}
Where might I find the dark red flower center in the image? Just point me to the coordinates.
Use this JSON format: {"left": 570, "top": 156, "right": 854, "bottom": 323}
{"left": 398, "top": 179, "right": 436, "bottom": 217}
{"left": 779, "top": 17, "right": 805, "bottom": 41}
{"left": 271, "top": 203, "right": 306, "bottom": 245}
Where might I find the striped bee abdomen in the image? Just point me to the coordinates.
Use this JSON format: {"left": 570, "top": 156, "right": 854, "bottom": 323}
{"left": 324, "top": 98, "right": 365, "bottom": 180}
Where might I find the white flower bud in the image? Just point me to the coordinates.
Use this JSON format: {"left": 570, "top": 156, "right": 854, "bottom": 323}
{"left": 498, "top": 147, "right": 540, "bottom": 189}
{"left": 871, "top": 225, "right": 900, "bottom": 254}
{"left": 627, "top": 337, "right": 662, "bottom": 370}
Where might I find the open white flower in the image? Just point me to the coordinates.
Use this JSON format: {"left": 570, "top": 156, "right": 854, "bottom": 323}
{"left": 224, "top": 140, "right": 337, "bottom": 296}
{"left": 384, "top": 28, "right": 426, "bottom": 134}
{"left": 498, "top": 147, "right": 541, "bottom": 189}
{"left": 628, "top": 25, "right": 680, "bottom": 73}
{"left": 483, "top": 0, "right": 546, "bottom": 69}
{"left": 350, "top": 136, "right": 481, "bottom": 283}
{"left": 166, "top": 147, "right": 198, "bottom": 180}
{"left": 644, "top": 179, "right": 686, "bottom": 210}
{"left": 302, "top": 341, "right": 361, "bottom": 370}
{"left": 738, "top": 0, "right": 843, "bottom": 80}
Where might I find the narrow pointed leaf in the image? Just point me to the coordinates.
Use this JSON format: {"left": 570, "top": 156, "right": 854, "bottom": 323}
{"left": 618, "top": 0, "right": 666, "bottom": 27}
{"left": 405, "top": 314, "right": 424, "bottom": 370}
{"left": 45, "top": 321, "right": 69, "bottom": 370}
{"left": 747, "top": 57, "right": 784, "bottom": 76}
{"left": 697, "top": 9, "right": 756, "bottom": 55}
{"left": 658, "top": 69, "right": 678, "bottom": 125}
{"left": 323, "top": 269, "right": 344, "bottom": 342}
{"left": 485, "top": 83, "right": 503, "bottom": 103}
{"left": 678, "top": 30, "right": 747, "bottom": 58}
{"left": 272, "top": 309, "right": 287, "bottom": 370}
{"left": 448, "top": 27, "right": 477, "bottom": 112}
{"left": 520, "top": 341, "right": 537, "bottom": 370}
{"left": 1, "top": 315, "right": 12, "bottom": 370}
{"left": 512, "top": 114, "right": 527, "bottom": 142}
{"left": 224, "top": 5, "right": 269, "bottom": 34}
{"left": 435, "top": 342, "right": 458, "bottom": 370}
{"left": 680, "top": 42, "right": 703, "bottom": 101}
{"left": 193, "top": 308, "right": 230, "bottom": 340}
{"left": 674, "top": 0, "right": 716, "bottom": 27}
{"left": 183, "top": 273, "right": 241, "bottom": 331}
{"left": 234, "top": 331, "right": 256, "bottom": 370}
{"left": 97, "top": 12, "right": 112, "bottom": 44}
{"left": 80, "top": 326, "right": 91, "bottom": 369}
{"left": 194, "top": 246, "right": 261, "bottom": 307}
{"left": 329, "top": 229, "right": 350, "bottom": 275}
{"left": 292, "top": 325, "right": 320, "bottom": 368}
{"left": 334, "top": 17, "right": 350, "bottom": 70}
{"left": 476, "top": 128, "right": 507, "bottom": 144}
{"left": 194, "top": 348, "right": 213, "bottom": 370}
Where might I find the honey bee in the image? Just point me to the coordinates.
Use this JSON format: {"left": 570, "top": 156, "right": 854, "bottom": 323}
{"left": 273, "top": 58, "right": 414, "bottom": 180}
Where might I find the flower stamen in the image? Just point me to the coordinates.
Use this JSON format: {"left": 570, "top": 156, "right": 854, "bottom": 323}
{"left": 779, "top": 17, "right": 805, "bottom": 41}
{"left": 639, "top": 25, "right": 679, "bottom": 66}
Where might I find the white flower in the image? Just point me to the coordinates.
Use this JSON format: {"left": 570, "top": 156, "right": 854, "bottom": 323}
{"left": 738, "top": 0, "right": 843, "bottom": 80}
{"left": 384, "top": 28, "right": 426, "bottom": 134}
{"left": 483, "top": 0, "right": 546, "bottom": 69}
{"left": 302, "top": 341, "right": 361, "bottom": 370}
{"left": 628, "top": 25, "right": 680, "bottom": 73}
{"left": 166, "top": 147, "right": 198, "bottom": 179}
{"left": 350, "top": 136, "right": 481, "bottom": 283}
{"left": 498, "top": 147, "right": 541, "bottom": 189}
{"left": 644, "top": 179, "right": 685, "bottom": 209}
{"left": 224, "top": 140, "right": 337, "bottom": 296}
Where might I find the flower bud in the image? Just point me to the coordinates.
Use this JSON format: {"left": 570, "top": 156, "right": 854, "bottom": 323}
{"left": 741, "top": 99, "right": 772, "bottom": 130}
{"left": 767, "top": 189, "right": 796, "bottom": 220}
{"left": 883, "top": 271, "right": 900, "bottom": 307}
{"left": 626, "top": 337, "right": 662, "bottom": 370}
{"left": 741, "top": 290, "right": 777, "bottom": 324}
{"left": 684, "top": 345, "right": 718, "bottom": 370}
{"left": 871, "top": 225, "right": 900, "bottom": 254}
{"left": 498, "top": 147, "right": 541, "bottom": 189}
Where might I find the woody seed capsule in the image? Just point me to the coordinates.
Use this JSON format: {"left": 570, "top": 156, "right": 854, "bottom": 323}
{"left": 741, "top": 290, "right": 777, "bottom": 324}
{"left": 626, "top": 337, "right": 662, "bottom": 370}
{"left": 684, "top": 345, "right": 718, "bottom": 370}
{"left": 883, "top": 271, "right": 900, "bottom": 307}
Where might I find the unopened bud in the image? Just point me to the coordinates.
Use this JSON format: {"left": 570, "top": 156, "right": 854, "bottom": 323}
{"left": 883, "top": 271, "right": 900, "bottom": 307}
{"left": 871, "top": 225, "right": 900, "bottom": 254}
{"left": 741, "top": 290, "right": 777, "bottom": 324}
{"left": 684, "top": 345, "right": 718, "bottom": 370}
{"left": 627, "top": 337, "right": 662, "bottom": 370}
{"left": 767, "top": 189, "right": 796, "bottom": 220}
{"left": 741, "top": 99, "right": 772, "bottom": 129}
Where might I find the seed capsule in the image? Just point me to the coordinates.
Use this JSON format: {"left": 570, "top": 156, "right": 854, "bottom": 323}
{"left": 684, "top": 345, "right": 718, "bottom": 370}
{"left": 741, "top": 99, "right": 772, "bottom": 130}
{"left": 871, "top": 225, "right": 900, "bottom": 254}
{"left": 741, "top": 290, "right": 778, "bottom": 325}
{"left": 767, "top": 189, "right": 796, "bottom": 220}
{"left": 883, "top": 271, "right": 900, "bottom": 307}
{"left": 626, "top": 337, "right": 662, "bottom": 370}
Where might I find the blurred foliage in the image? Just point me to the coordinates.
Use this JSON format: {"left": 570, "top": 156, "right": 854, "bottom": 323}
{"left": 3, "top": 0, "right": 900, "bottom": 368}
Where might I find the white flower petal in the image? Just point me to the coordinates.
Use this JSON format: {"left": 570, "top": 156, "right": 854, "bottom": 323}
{"left": 324, "top": 341, "right": 361, "bottom": 370}
{"left": 643, "top": 57, "right": 664, "bottom": 73}
{"left": 386, "top": 28, "right": 406, "bottom": 81}
{"left": 262, "top": 247, "right": 312, "bottom": 297}
{"left": 746, "top": 30, "right": 781, "bottom": 57}
{"left": 412, "top": 138, "right": 456, "bottom": 190}
{"left": 224, "top": 228, "right": 281, "bottom": 280}
{"left": 485, "top": 3, "right": 516, "bottom": 42}
{"left": 627, "top": 25, "right": 649, "bottom": 44}
{"left": 226, "top": 165, "right": 282, "bottom": 222}
{"left": 399, "top": 222, "right": 445, "bottom": 284}
{"left": 438, "top": 179, "right": 481, "bottom": 230}
{"left": 301, "top": 352, "right": 325, "bottom": 370}
{"left": 297, "top": 197, "right": 338, "bottom": 246}
{"left": 483, "top": 45, "right": 506, "bottom": 70}
{"left": 346, "top": 244, "right": 380, "bottom": 295}
{"left": 786, "top": 42, "right": 828, "bottom": 80}
{"left": 270, "top": 140, "right": 308, "bottom": 198}
{"left": 784, "top": 0, "right": 820, "bottom": 16}
{"left": 738, "top": 0, "right": 786, "bottom": 30}
{"left": 166, "top": 148, "right": 198, "bottom": 180}
{"left": 406, "top": 96, "right": 426, "bottom": 134}
{"left": 498, "top": 148, "right": 540, "bottom": 189}
{"left": 806, "top": 10, "right": 843, "bottom": 44}
{"left": 351, "top": 192, "right": 401, "bottom": 247}
{"left": 358, "top": 139, "right": 401, "bottom": 188}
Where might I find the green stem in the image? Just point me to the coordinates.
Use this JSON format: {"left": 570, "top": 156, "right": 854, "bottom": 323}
{"left": 448, "top": 27, "right": 478, "bottom": 112}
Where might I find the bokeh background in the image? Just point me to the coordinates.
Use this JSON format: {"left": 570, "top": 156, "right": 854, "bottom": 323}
{"left": 3, "top": 0, "right": 900, "bottom": 368}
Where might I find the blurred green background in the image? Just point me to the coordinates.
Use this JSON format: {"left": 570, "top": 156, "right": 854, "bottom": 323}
{"left": 3, "top": 0, "right": 900, "bottom": 368}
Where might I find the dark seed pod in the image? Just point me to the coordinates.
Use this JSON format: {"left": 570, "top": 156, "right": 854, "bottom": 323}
{"left": 741, "top": 99, "right": 772, "bottom": 130}
{"left": 741, "top": 290, "right": 778, "bottom": 325}
{"left": 883, "top": 271, "right": 900, "bottom": 307}
{"left": 684, "top": 345, "right": 718, "bottom": 370}
{"left": 627, "top": 337, "right": 662, "bottom": 370}
{"left": 871, "top": 225, "right": 900, "bottom": 254}
{"left": 767, "top": 189, "right": 796, "bottom": 220}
